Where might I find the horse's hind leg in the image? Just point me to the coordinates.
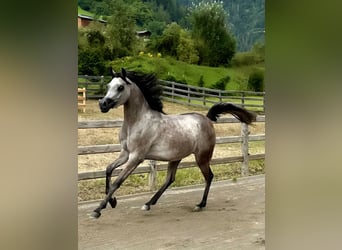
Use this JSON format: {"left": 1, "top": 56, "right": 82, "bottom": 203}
{"left": 194, "top": 152, "right": 214, "bottom": 211}
{"left": 142, "top": 160, "right": 180, "bottom": 211}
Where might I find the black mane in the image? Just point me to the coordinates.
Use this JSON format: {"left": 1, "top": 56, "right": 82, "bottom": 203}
{"left": 125, "top": 70, "right": 165, "bottom": 114}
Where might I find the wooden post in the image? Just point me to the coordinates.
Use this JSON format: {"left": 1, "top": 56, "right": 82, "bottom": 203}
{"left": 241, "top": 123, "right": 250, "bottom": 176}
{"left": 78, "top": 87, "right": 86, "bottom": 113}
{"left": 99, "top": 75, "right": 104, "bottom": 95}
{"left": 203, "top": 89, "right": 206, "bottom": 106}
{"left": 148, "top": 160, "right": 157, "bottom": 191}
{"left": 171, "top": 82, "right": 175, "bottom": 103}
{"left": 241, "top": 92, "right": 245, "bottom": 108}
{"left": 187, "top": 86, "right": 191, "bottom": 104}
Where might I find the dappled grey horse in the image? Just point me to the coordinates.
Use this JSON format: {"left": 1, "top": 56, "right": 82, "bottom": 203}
{"left": 91, "top": 68, "right": 256, "bottom": 218}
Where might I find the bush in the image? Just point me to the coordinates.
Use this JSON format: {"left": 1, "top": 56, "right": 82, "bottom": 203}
{"left": 198, "top": 75, "right": 205, "bottom": 88}
{"left": 164, "top": 75, "right": 177, "bottom": 82}
{"left": 232, "top": 52, "right": 262, "bottom": 67}
{"left": 210, "top": 75, "right": 231, "bottom": 91}
{"left": 247, "top": 68, "right": 264, "bottom": 92}
{"left": 78, "top": 48, "right": 106, "bottom": 75}
{"left": 176, "top": 30, "right": 199, "bottom": 64}
{"left": 232, "top": 44, "right": 265, "bottom": 67}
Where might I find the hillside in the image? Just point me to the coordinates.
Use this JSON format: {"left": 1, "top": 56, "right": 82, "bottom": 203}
{"left": 110, "top": 55, "right": 264, "bottom": 91}
{"left": 78, "top": 6, "right": 94, "bottom": 17}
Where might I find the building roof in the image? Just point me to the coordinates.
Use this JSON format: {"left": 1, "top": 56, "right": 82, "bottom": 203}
{"left": 78, "top": 14, "right": 107, "bottom": 24}
{"left": 136, "top": 30, "right": 152, "bottom": 36}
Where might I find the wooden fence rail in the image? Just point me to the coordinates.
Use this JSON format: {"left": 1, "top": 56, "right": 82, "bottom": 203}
{"left": 78, "top": 76, "right": 265, "bottom": 112}
{"left": 159, "top": 80, "right": 265, "bottom": 112}
{"left": 78, "top": 116, "right": 265, "bottom": 190}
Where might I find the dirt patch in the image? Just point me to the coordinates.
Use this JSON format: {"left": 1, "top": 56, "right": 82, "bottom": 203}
{"left": 78, "top": 175, "right": 265, "bottom": 250}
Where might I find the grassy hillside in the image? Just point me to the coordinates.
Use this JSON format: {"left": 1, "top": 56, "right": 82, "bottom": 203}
{"left": 78, "top": 6, "right": 94, "bottom": 17}
{"left": 110, "top": 55, "right": 264, "bottom": 91}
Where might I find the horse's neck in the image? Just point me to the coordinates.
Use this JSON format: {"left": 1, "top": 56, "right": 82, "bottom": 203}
{"left": 123, "top": 85, "right": 155, "bottom": 125}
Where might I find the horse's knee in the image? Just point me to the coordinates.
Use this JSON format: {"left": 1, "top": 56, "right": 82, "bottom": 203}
{"left": 208, "top": 170, "right": 214, "bottom": 181}
{"left": 106, "top": 164, "right": 114, "bottom": 176}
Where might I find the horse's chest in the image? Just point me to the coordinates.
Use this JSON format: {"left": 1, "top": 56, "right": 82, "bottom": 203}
{"left": 125, "top": 125, "right": 157, "bottom": 150}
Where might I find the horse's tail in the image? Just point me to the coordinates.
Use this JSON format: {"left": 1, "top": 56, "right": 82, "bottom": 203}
{"left": 206, "top": 103, "right": 256, "bottom": 124}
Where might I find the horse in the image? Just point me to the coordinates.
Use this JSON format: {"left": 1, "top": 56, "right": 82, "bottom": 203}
{"left": 91, "top": 68, "right": 256, "bottom": 218}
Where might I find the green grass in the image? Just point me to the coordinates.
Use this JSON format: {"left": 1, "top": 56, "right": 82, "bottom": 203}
{"left": 78, "top": 160, "right": 265, "bottom": 201}
{"left": 110, "top": 56, "right": 264, "bottom": 91}
{"left": 78, "top": 6, "right": 94, "bottom": 17}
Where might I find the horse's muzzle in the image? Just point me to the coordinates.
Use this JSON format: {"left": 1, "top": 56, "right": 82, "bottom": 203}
{"left": 99, "top": 98, "right": 117, "bottom": 113}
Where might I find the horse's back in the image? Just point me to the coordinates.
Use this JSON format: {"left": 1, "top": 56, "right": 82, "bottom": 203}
{"left": 145, "top": 113, "right": 215, "bottom": 161}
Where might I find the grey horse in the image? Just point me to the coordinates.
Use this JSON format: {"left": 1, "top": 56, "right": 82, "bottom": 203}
{"left": 92, "top": 68, "right": 256, "bottom": 218}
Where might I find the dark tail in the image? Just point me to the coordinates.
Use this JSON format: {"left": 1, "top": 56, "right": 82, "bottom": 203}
{"left": 206, "top": 103, "right": 256, "bottom": 124}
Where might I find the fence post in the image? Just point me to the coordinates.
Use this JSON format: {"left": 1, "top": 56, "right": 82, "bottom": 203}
{"left": 187, "top": 86, "right": 191, "bottom": 104}
{"left": 171, "top": 82, "right": 175, "bottom": 103}
{"left": 241, "top": 92, "right": 245, "bottom": 108}
{"left": 241, "top": 123, "right": 250, "bottom": 176}
{"left": 99, "top": 75, "right": 104, "bottom": 95}
{"left": 84, "top": 75, "right": 89, "bottom": 89}
{"left": 148, "top": 160, "right": 157, "bottom": 191}
{"left": 202, "top": 89, "right": 206, "bottom": 106}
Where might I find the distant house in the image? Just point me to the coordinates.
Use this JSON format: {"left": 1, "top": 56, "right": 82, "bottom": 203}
{"left": 136, "top": 30, "right": 152, "bottom": 40}
{"left": 78, "top": 14, "right": 107, "bottom": 28}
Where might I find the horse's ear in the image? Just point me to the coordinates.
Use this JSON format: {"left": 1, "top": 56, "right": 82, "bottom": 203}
{"left": 121, "top": 68, "right": 127, "bottom": 78}
{"left": 111, "top": 68, "right": 116, "bottom": 77}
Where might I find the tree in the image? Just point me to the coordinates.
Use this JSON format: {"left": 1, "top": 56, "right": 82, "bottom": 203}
{"left": 78, "top": 28, "right": 111, "bottom": 75}
{"left": 189, "top": 1, "right": 236, "bottom": 66}
{"left": 176, "top": 30, "right": 199, "bottom": 64}
{"left": 155, "top": 22, "right": 182, "bottom": 57}
{"left": 105, "top": 0, "right": 137, "bottom": 58}
{"left": 224, "top": 0, "right": 265, "bottom": 51}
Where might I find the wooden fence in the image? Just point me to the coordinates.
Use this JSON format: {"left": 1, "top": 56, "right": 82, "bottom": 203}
{"left": 159, "top": 80, "right": 265, "bottom": 112}
{"left": 78, "top": 88, "right": 86, "bottom": 113}
{"left": 78, "top": 75, "right": 265, "bottom": 113}
{"left": 78, "top": 116, "right": 265, "bottom": 190}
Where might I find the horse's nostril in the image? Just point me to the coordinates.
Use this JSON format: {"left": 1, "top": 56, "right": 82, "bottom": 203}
{"left": 99, "top": 99, "right": 107, "bottom": 107}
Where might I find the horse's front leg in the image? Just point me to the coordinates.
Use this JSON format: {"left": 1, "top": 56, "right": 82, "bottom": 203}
{"left": 104, "top": 150, "right": 129, "bottom": 209}
{"left": 105, "top": 150, "right": 129, "bottom": 194}
{"left": 91, "top": 154, "right": 144, "bottom": 219}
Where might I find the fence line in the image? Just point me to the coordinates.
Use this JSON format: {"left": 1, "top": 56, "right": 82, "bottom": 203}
{"left": 159, "top": 80, "right": 265, "bottom": 111}
{"left": 78, "top": 76, "right": 265, "bottom": 112}
{"left": 78, "top": 116, "right": 265, "bottom": 190}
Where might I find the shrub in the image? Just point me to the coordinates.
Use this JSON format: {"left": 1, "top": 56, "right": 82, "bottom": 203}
{"left": 232, "top": 52, "right": 261, "bottom": 67}
{"left": 210, "top": 75, "right": 231, "bottom": 91}
{"left": 164, "top": 75, "right": 177, "bottom": 82}
{"left": 247, "top": 68, "right": 264, "bottom": 92}
{"left": 176, "top": 30, "right": 199, "bottom": 64}
{"left": 198, "top": 75, "right": 205, "bottom": 88}
{"left": 78, "top": 47, "right": 106, "bottom": 75}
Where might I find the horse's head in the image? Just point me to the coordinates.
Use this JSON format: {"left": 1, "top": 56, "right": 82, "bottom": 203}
{"left": 99, "top": 68, "right": 131, "bottom": 113}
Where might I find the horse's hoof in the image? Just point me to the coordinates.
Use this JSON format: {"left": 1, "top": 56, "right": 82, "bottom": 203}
{"left": 90, "top": 211, "right": 101, "bottom": 219}
{"left": 109, "top": 197, "right": 117, "bottom": 208}
{"left": 141, "top": 204, "right": 150, "bottom": 211}
{"left": 193, "top": 206, "right": 202, "bottom": 212}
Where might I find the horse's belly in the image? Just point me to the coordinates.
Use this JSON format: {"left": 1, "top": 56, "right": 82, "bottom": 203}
{"left": 146, "top": 140, "right": 194, "bottom": 161}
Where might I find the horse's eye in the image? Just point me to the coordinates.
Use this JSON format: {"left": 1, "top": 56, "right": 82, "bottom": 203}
{"left": 118, "top": 85, "right": 124, "bottom": 92}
